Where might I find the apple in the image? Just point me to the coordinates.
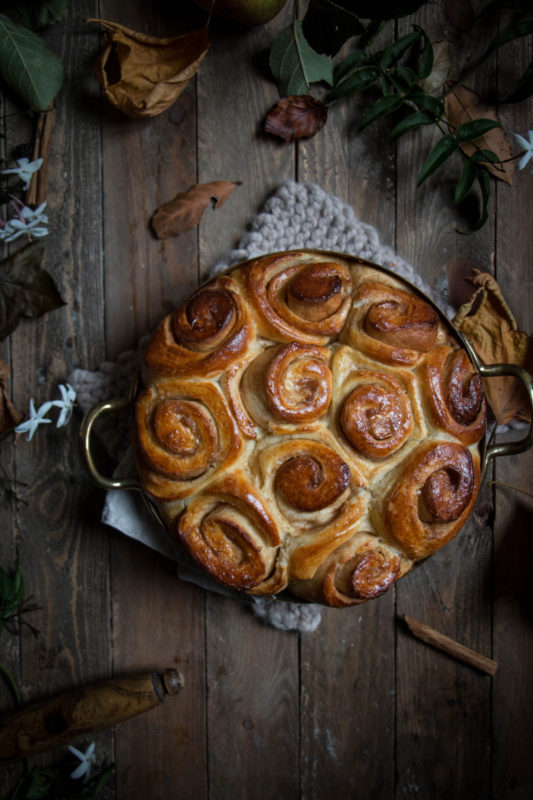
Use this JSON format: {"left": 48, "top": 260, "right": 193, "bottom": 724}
{"left": 194, "top": 0, "right": 288, "bottom": 26}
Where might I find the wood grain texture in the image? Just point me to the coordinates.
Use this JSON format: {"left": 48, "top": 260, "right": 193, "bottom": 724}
{"left": 394, "top": 7, "right": 494, "bottom": 798}
{"left": 492, "top": 26, "right": 533, "bottom": 799}
{"left": 298, "top": 70, "right": 397, "bottom": 798}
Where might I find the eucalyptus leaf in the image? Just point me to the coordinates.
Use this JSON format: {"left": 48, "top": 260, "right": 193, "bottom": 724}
{"left": 270, "top": 19, "right": 334, "bottom": 96}
{"left": 380, "top": 29, "right": 421, "bottom": 69}
{"left": 328, "top": 65, "right": 380, "bottom": 100}
{"left": 389, "top": 109, "right": 433, "bottom": 138}
{"left": 358, "top": 93, "right": 403, "bottom": 131}
{"left": 0, "top": 14, "right": 63, "bottom": 110}
{"left": 470, "top": 148, "right": 501, "bottom": 164}
{"left": 397, "top": 65, "right": 418, "bottom": 87}
{"left": 417, "top": 134, "right": 457, "bottom": 185}
{"left": 302, "top": 0, "right": 365, "bottom": 55}
{"left": 455, "top": 118, "right": 500, "bottom": 143}
{"left": 359, "top": 19, "right": 387, "bottom": 49}
{"left": 503, "top": 58, "right": 533, "bottom": 103}
{"left": 18, "top": 0, "right": 69, "bottom": 30}
{"left": 0, "top": 242, "right": 65, "bottom": 341}
{"left": 454, "top": 159, "right": 478, "bottom": 204}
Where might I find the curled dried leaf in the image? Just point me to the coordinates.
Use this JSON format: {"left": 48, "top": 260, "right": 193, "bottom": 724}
{"left": 151, "top": 181, "right": 241, "bottom": 239}
{"left": 453, "top": 271, "right": 533, "bottom": 425}
{"left": 0, "top": 360, "right": 23, "bottom": 435}
{"left": 265, "top": 95, "right": 328, "bottom": 143}
{"left": 88, "top": 19, "right": 209, "bottom": 118}
{"left": 445, "top": 84, "right": 513, "bottom": 185}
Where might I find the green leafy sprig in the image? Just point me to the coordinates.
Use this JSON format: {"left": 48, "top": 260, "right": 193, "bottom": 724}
{"left": 0, "top": 563, "right": 40, "bottom": 638}
{"left": 267, "top": 1, "right": 533, "bottom": 233}
{"left": 1, "top": 762, "right": 114, "bottom": 800}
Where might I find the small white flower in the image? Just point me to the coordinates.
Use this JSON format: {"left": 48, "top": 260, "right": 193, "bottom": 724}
{"left": 0, "top": 199, "right": 48, "bottom": 242}
{"left": 68, "top": 742, "right": 96, "bottom": 781}
{"left": 514, "top": 130, "right": 533, "bottom": 171}
{"left": 14, "top": 384, "right": 77, "bottom": 440}
{"left": 14, "top": 398, "right": 54, "bottom": 441}
{"left": 1, "top": 157, "right": 43, "bottom": 190}
{"left": 53, "top": 383, "right": 77, "bottom": 428}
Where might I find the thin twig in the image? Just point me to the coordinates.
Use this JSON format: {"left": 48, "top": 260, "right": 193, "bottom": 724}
{"left": 26, "top": 105, "right": 56, "bottom": 207}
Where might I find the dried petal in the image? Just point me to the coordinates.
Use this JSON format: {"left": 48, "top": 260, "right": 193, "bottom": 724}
{"left": 89, "top": 19, "right": 209, "bottom": 118}
{"left": 151, "top": 181, "right": 241, "bottom": 239}
{"left": 0, "top": 359, "right": 23, "bottom": 434}
{"left": 265, "top": 95, "right": 328, "bottom": 143}
{"left": 453, "top": 271, "right": 533, "bottom": 425}
{"left": 445, "top": 84, "right": 514, "bottom": 185}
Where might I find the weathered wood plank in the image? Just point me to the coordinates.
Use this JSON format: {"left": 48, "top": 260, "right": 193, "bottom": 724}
{"left": 492, "top": 27, "right": 533, "bottom": 799}
{"left": 394, "top": 6, "right": 494, "bottom": 798}
{"left": 298, "top": 46, "right": 397, "bottom": 794}
{"left": 196, "top": 10, "right": 299, "bottom": 799}
{"left": 97, "top": 2, "right": 207, "bottom": 796}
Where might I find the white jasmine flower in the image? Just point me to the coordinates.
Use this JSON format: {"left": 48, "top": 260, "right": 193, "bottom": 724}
{"left": 14, "top": 398, "right": 54, "bottom": 441}
{"left": 53, "top": 383, "right": 77, "bottom": 428}
{"left": 514, "top": 130, "right": 533, "bottom": 170}
{"left": 0, "top": 199, "right": 48, "bottom": 242}
{"left": 14, "top": 384, "right": 77, "bottom": 440}
{"left": 1, "top": 157, "right": 43, "bottom": 189}
{"left": 68, "top": 742, "right": 96, "bottom": 781}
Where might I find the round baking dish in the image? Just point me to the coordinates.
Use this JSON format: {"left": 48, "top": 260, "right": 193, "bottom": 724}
{"left": 80, "top": 251, "right": 533, "bottom": 606}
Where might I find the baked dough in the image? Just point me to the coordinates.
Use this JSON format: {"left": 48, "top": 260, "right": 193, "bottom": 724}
{"left": 134, "top": 251, "right": 486, "bottom": 607}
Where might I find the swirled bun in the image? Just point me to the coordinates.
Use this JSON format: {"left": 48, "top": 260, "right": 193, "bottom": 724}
{"left": 134, "top": 251, "right": 486, "bottom": 606}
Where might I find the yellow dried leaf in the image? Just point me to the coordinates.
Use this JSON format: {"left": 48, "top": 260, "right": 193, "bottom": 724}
{"left": 151, "top": 181, "right": 242, "bottom": 239}
{"left": 88, "top": 19, "right": 209, "bottom": 118}
{"left": 445, "top": 84, "right": 514, "bottom": 185}
{"left": 453, "top": 271, "right": 533, "bottom": 425}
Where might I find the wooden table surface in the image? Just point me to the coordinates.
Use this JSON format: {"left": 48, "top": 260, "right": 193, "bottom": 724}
{"left": 1, "top": 2, "right": 532, "bottom": 798}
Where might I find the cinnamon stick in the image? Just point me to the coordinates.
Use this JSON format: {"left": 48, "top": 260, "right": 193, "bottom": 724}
{"left": 403, "top": 615, "right": 498, "bottom": 676}
{"left": 26, "top": 105, "right": 56, "bottom": 207}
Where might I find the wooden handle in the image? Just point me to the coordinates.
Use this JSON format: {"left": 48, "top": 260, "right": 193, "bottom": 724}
{"left": 0, "top": 668, "right": 184, "bottom": 763}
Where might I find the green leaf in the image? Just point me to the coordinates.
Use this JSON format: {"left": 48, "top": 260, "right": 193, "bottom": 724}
{"left": 417, "top": 134, "right": 457, "bottom": 185}
{"left": 0, "top": 242, "right": 65, "bottom": 341}
{"left": 333, "top": 49, "right": 367, "bottom": 83}
{"left": 359, "top": 19, "right": 387, "bottom": 50}
{"left": 389, "top": 109, "right": 434, "bottom": 138}
{"left": 359, "top": 94, "right": 403, "bottom": 131}
{"left": 409, "top": 87, "right": 444, "bottom": 117}
{"left": 454, "top": 159, "right": 478, "bottom": 204}
{"left": 380, "top": 29, "right": 422, "bottom": 69}
{"left": 0, "top": 14, "right": 63, "bottom": 110}
{"left": 328, "top": 65, "right": 380, "bottom": 100}
{"left": 396, "top": 65, "right": 418, "bottom": 87}
{"left": 458, "top": 168, "right": 491, "bottom": 234}
{"left": 455, "top": 118, "right": 500, "bottom": 143}
{"left": 503, "top": 58, "right": 533, "bottom": 104}
{"left": 18, "top": 0, "right": 69, "bottom": 29}
{"left": 302, "top": 0, "right": 365, "bottom": 55}
{"left": 485, "top": 16, "right": 533, "bottom": 59}
{"left": 470, "top": 148, "right": 501, "bottom": 164}
{"left": 270, "top": 19, "right": 334, "bottom": 96}
{"left": 417, "top": 29, "right": 434, "bottom": 79}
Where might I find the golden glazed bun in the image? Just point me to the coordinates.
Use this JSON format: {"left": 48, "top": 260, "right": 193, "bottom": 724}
{"left": 134, "top": 251, "right": 486, "bottom": 607}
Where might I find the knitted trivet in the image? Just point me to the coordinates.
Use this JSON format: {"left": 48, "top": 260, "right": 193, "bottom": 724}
{"left": 70, "top": 179, "right": 453, "bottom": 634}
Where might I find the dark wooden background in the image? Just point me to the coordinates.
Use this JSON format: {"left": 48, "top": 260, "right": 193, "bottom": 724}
{"left": 1, "top": 1, "right": 532, "bottom": 798}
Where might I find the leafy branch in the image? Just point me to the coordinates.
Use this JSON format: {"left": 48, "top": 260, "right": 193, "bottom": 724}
{"left": 266, "top": 0, "right": 533, "bottom": 232}
{"left": 0, "top": 563, "right": 41, "bottom": 638}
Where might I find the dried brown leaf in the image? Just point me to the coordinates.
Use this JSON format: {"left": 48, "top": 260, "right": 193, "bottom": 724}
{"left": 0, "top": 360, "right": 23, "bottom": 435}
{"left": 447, "top": 255, "right": 485, "bottom": 309}
{"left": 265, "top": 95, "right": 328, "bottom": 143}
{"left": 453, "top": 271, "right": 533, "bottom": 425}
{"left": 445, "top": 84, "right": 514, "bottom": 185}
{"left": 88, "top": 19, "right": 209, "bottom": 118}
{"left": 151, "top": 181, "right": 241, "bottom": 239}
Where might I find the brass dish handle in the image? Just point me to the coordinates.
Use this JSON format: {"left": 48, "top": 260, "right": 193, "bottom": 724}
{"left": 80, "top": 398, "right": 142, "bottom": 492}
{"left": 480, "top": 363, "right": 533, "bottom": 465}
